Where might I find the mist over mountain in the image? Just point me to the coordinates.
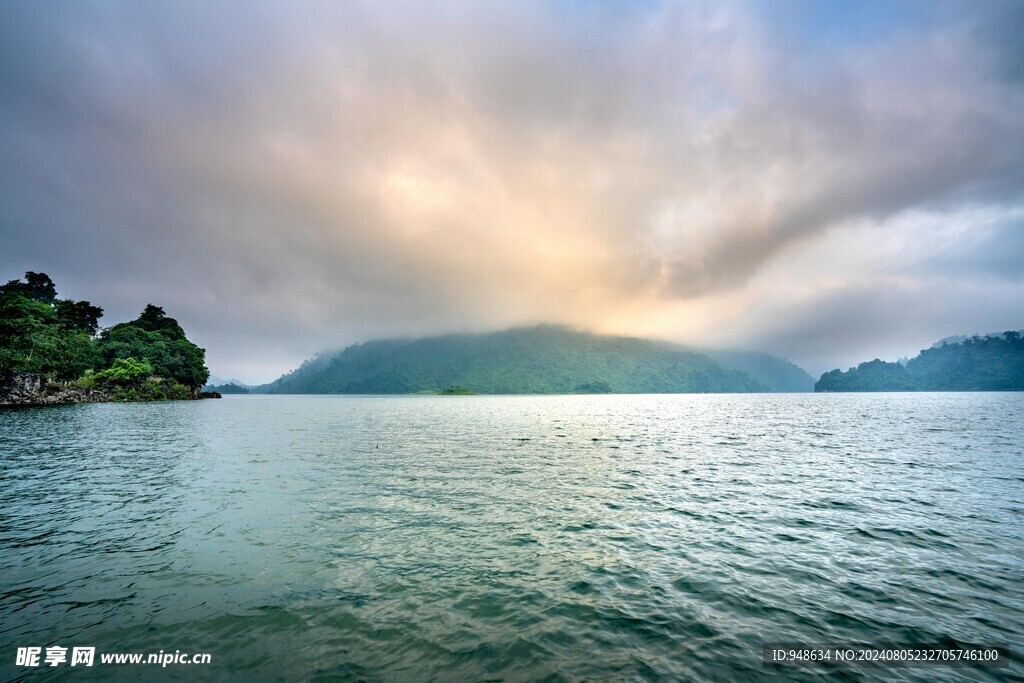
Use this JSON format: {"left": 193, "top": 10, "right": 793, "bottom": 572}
{"left": 698, "top": 349, "right": 813, "bottom": 393}
{"left": 257, "top": 326, "right": 812, "bottom": 395}
{"left": 205, "top": 375, "right": 251, "bottom": 389}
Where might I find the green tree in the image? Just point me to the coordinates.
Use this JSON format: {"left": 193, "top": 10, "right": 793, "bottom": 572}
{"left": 54, "top": 299, "right": 104, "bottom": 335}
{"left": 1, "top": 273, "right": 103, "bottom": 379}
{"left": 97, "top": 305, "right": 209, "bottom": 388}
{"left": 0, "top": 292, "right": 61, "bottom": 374}
{"left": 0, "top": 271, "right": 57, "bottom": 303}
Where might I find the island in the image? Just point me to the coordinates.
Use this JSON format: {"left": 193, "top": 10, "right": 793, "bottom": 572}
{"left": 438, "top": 386, "right": 478, "bottom": 395}
{"left": 0, "top": 272, "right": 211, "bottom": 405}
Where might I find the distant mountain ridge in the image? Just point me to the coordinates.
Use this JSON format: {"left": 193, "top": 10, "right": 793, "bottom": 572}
{"left": 816, "top": 330, "right": 1024, "bottom": 391}
{"left": 699, "top": 349, "right": 814, "bottom": 393}
{"left": 204, "top": 383, "right": 250, "bottom": 394}
{"left": 205, "top": 375, "right": 251, "bottom": 389}
{"left": 931, "top": 330, "right": 1024, "bottom": 349}
{"left": 257, "top": 326, "right": 813, "bottom": 395}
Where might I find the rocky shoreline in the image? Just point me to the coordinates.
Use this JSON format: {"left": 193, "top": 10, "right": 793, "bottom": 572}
{"left": 0, "top": 372, "right": 218, "bottom": 407}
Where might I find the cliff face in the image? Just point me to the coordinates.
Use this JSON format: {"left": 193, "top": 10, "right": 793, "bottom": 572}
{"left": 0, "top": 372, "right": 112, "bottom": 406}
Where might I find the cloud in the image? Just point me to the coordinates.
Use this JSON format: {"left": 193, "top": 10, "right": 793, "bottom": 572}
{"left": 1, "top": 0, "right": 1022, "bottom": 381}
{"left": 700, "top": 204, "right": 1024, "bottom": 375}
{"left": 912, "top": 210, "right": 1024, "bottom": 281}
{"left": 730, "top": 277, "right": 1024, "bottom": 378}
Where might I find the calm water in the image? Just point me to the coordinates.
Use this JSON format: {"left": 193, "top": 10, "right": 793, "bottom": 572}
{"left": 0, "top": 394, "right": 1021, "bottom": 681}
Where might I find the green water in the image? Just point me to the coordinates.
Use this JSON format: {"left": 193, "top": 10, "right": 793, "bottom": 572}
{"left": 1, "top": 394, "right": 1021, "bottom": 680}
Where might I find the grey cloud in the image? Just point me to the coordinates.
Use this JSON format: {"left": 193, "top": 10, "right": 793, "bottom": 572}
{"left": 976, "top": 0, "right": 1024, "bottom": 85}
{"left": 655, "top": 28, "right": 1024, "bottom": 296}
{"left": 2, "top": 0, "right": 1022, "bottom": 381}
{"left": 734, "top": 281, "right": 1024, "bottom": 378}
{"left": 913, "top": 215, "right": 1024, "bottom": 281}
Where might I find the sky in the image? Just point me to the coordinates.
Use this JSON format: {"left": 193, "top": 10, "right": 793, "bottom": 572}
{"left": 1, "top": 0, "right": 1023, "bottom": 383}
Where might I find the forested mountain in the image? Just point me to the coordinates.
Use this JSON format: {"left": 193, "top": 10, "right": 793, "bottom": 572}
{"left": 258, "top": 326, "right": 780, "bottom": 394}
{"left": 815, "top": 331, "right": 1024, "bottom": 391}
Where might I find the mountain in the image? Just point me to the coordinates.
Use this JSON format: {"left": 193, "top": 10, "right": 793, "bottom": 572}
{"left": 816, "top": 330, "right": 1024, "bottom": 391}
{"left": 700, "top": 349, "right": 814, "bottom": 392}
{"left": 205, "top": 374, "right": 251, "bottom": 388}
{"left": 257, "top": 326, "right": 774, "bottom": 394}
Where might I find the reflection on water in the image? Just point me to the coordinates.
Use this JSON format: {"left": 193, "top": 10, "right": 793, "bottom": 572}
{"left": 1, "top": 394, "right": 1022, "bottom": 680}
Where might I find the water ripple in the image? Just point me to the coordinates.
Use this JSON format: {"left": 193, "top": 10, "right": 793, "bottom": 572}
{"left": 1, "top": 394, "right": 1022, "bottom": 680}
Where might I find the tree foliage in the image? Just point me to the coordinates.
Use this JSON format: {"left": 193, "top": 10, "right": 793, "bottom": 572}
{"left": 54, "top": 299, "right": 104, "bottom": 335}
{"left": 97, "top": 305, "right": 209, "bottom": 388}
{"left": 0, "top": 294, "right": 59, "bottom": 375}
{"left": 1, "top": 272, "right": 208, "bottom": 395}
{"left": 0, "top": 271, "right": 58, "bottom": 304}
{"left": 93, "top": 357, "right": 154, "bottom": 385}
{"left": 0, "top": 285, "right": 103, "bottom": 380}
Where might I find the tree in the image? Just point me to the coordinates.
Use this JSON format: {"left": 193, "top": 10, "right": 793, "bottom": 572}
{"left": 135, "top": 304, "right": 186, "bottom": 338}
{"left": 0, "top": 292, "right": 60, "bottom": 374}
{"left": 0, "top": 271, "right": 57, "bottom": 303}
{"left": 54, "top": 299, "right": 104, "bottom": 335}
{"left": 51, "top": 331, "right": 102, "bottom": 381}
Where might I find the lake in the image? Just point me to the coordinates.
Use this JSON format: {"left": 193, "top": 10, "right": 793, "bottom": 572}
{"left": 1, "top": 394, "right": 1021, "bottom": 680}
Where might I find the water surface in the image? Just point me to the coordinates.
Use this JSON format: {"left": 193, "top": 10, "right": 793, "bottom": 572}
{"left": 1, "top": 394, "right": 1021, "bottom": 680}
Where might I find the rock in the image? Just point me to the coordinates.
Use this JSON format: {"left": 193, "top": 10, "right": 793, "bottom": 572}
{"left": 0, "top": 371, "right": 209, "bottom": 406}
{"left": 3, "top": 371, "right": 42, "bottom": 396}
{"left": 0, "top": 372, "right": 112, "bottom": 406}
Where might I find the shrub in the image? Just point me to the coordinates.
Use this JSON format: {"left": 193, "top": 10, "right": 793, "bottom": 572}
{"left": 76, "top": 370, "right": 96, "bottom": 390}
{"left": 94, "top": 357, "right": 153, "bottom": 386}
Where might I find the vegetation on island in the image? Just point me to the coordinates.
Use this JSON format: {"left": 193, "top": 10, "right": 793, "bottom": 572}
{"left": 258, "top": 326, "right": 771, "bottom": 395}
{"left": 815, "top": 331, "right": 1024, "bottom": 391}
{"left": 0, "top": 272, "right": 210, "bottom": 402}
{"left": 438, "top": 385, "right": 478, "bottom": 395}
